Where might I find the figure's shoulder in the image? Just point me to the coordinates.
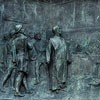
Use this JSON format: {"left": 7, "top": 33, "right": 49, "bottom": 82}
{"left": 21, "top": 34, "right": 27, "bottom": 39}
{"left": 49, "top": 38, "right": 54, "bottom": 45}
{"left": 50, "top": 37, "right": 53, "bottom": 41}
{"left": 50, "top": 36, "right": 56, "bottom": 42}
{"left": 62, "top": 38, "right": 66, "bottom": 42}
{"left": 28, "top": 39, "right": 35, "bottom": 45}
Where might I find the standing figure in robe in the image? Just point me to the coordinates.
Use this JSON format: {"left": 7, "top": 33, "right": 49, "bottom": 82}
{"left": 46, "top": 26, "right": 70, "bottom": 92}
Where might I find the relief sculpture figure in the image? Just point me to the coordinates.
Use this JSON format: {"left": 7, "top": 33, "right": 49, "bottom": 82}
{"left": 12, "top": 24, "right": 29, "bottom": 97}
{"left": 46, "top": 26, "right": 71, "bottom": 92}
{"left": 2, "top": 32, "right": 17, "bottom": 90}
{"left": 33, "top": 33, "right": 46, "bottom": 84}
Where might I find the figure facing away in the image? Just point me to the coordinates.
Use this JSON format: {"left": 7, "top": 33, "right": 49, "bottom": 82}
{"left": 12, "top": 24, "right": 29, "bottom": 97}
{"left": 46, "top": 26, "right": 70, "bottom": 92}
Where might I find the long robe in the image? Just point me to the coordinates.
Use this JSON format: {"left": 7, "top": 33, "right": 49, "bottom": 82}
{"left": 46, "top": 35, "right": 68, "bottom": 91}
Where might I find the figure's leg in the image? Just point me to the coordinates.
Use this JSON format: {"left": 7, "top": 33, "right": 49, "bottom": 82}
{"left": 14, "top": 55, "right": 23, "bottom": 93}
{"left": 2, "top": 57, "right": 13, "bottom": 87}
{"left": 23, "top": 76, "right": 32, "bottom": 94}
{"left": 35, "top": 62, "right": 40, "bottom": 84}
{"left": 58, "top": 64, "right": 66, "bottom": 89}
{"left": 2, "top": 68, "right": 13, "bottom": 86}
{"left": 23, "top": 76, "right": 31, "bottom": 93}
{"left": 14, "top": 72, "right": 24, "bottom": 97}
{"left": 11, "top": 68, "right": 16, "bottom": 90}
{"left": 50, "top": 66, "right": 60, "bottom": 92}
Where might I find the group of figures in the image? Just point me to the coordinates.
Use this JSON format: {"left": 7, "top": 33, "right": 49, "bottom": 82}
{"left": 0, "top": 24, "right": 71, "bottom": 97}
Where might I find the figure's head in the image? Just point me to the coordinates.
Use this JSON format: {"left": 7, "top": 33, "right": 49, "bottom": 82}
{"left": 30, "top": 33, "right": 34, "bottom": 39}
{"left": 52, "top": 25, "right": 62, "bottom": 36}
{"left": 34, "top": 33, "right": 41, "bottom": 40}
{"left": 14, "top": 24, "right": 23, "bottom": 33}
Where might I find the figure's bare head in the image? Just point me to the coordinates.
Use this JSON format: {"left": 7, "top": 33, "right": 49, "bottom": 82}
{"left": 52, "top": 25, "right": 62, "bottom": 35}
{"left": 14, "top": 24, "right": 23, "bottom": 33}
{"left": 34, "top": 33, "right": 41, "bottom": 40}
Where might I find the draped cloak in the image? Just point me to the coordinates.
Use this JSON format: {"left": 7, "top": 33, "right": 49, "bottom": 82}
{"left": 46, "top": 35, "right": 68, "bottom": 90}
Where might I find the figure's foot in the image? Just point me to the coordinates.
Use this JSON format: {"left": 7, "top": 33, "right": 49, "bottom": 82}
{"left": 50, "top": 86, "right": 61, "bottom": 92}
{"left": 50, "top": 89, "right": 59, "bottom": 94}
{"left": 59, "top": 82, "right": 66, "bottom": 89}
{"left": 55, "top": 90, "right": 59, "bottom": 94}
{"left": 14, "top": 92, "right": 25, "bottom": 97}
{"left": 12, "top": 87, "right": 15, "bottom": 91}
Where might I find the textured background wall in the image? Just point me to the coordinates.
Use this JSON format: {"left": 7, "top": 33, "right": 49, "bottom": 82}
{"left": 0, "top": 0, "right": 100, "bottom": 100}
{"left": 0, "top": 0, "right": 100, "bottom": 34}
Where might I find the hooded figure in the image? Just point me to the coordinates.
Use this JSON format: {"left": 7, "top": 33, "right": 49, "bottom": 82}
{"left": 46, "top": 26, "right": 70, "bottom": 92}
